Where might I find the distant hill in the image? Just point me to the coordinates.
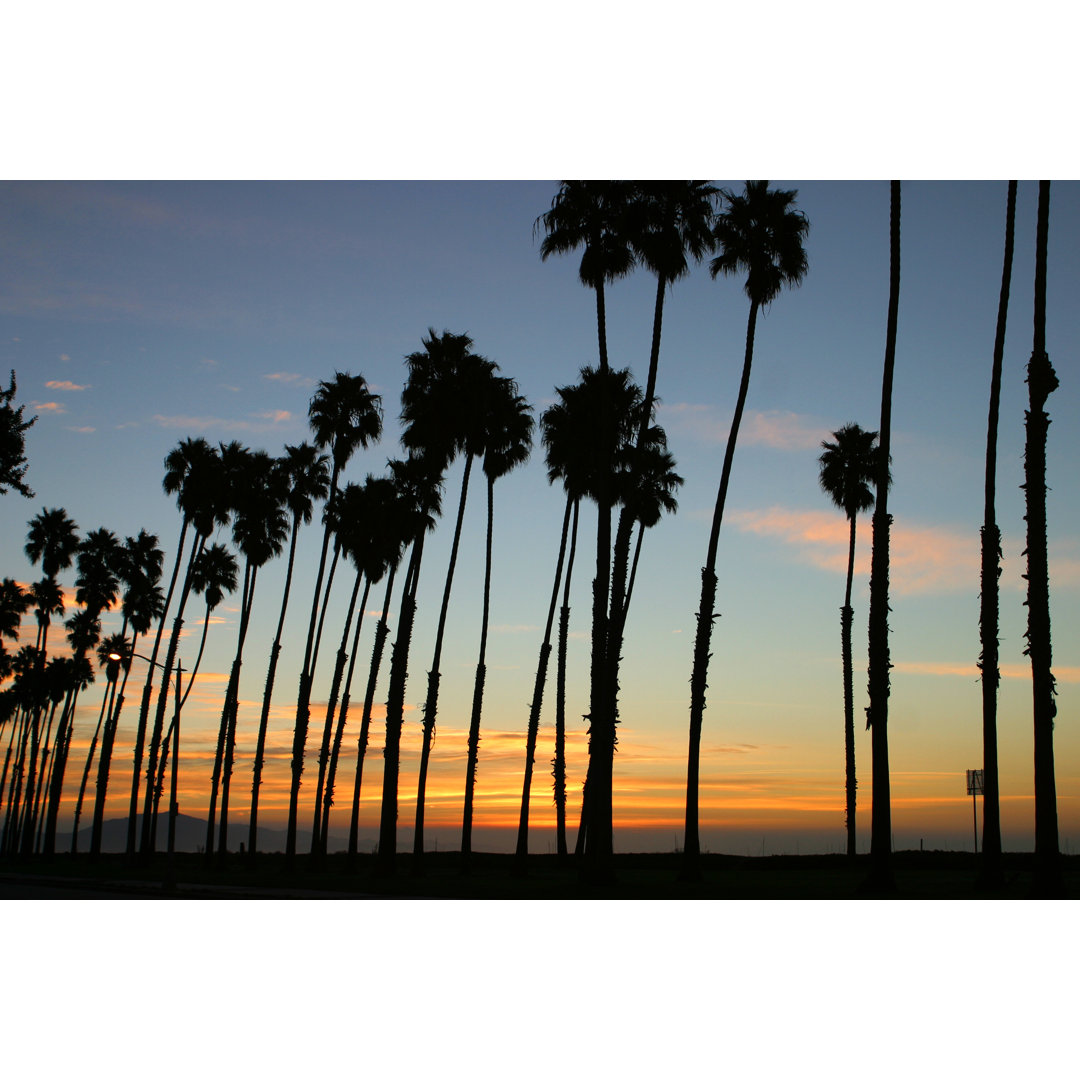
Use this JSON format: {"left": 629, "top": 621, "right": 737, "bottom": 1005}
{"left": 61, "top": 814, "right": 365, "bottom": 854}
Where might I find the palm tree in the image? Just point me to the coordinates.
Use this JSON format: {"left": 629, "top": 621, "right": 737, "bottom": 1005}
{"left": 684, "top": 181, "right": 810, "bottom": 880}
{"left": 320, "top": 475, "right": 412, "bottom": 854}
{"left": 72, "top": 637, "right": 128, "bottom": 852}
{"left": 207, "top": 448, "right": 288, "bottom": 858}
{"left": 514, "top": 367, "right": 642, "bottom": 862}
{"left": 310, "top": 481, "right": 375, "bottom": 857}
{"left": 0, "top": 370, "right": 36, "bottom": 498}
{"left": 401, "top": 330, "right": 499, "bottom": 862}
{"left": 130, "top": 436, "right": 223, "bottom": 856}
{"left": 249, "top": 443, "right": 329, "bottom": 854}
{"left": 537, "top": 182, "right": 637, "bottom": 880}
{"left": 818, "top": 423, "right": 879, "bottom": 859}
{"left": 376, "top": 452, "right": 443, "bottom": 872}
{"left": 977, "top": 180, "right": 1017, "bottom": 890}
{"left": 461, "top": 379, "right": 533, "bottom": 865}
{"left": 90, "top": 530, "right": 164, "bottom": 859}
{"left": 150, "top": 540, "right": 236, "bottom": 846}
{"left": 1024, "top": 181, "right": 1063, "bottom": 897}
{"left": 286, "top": 372, "right": 382, "bottom": 861}
{"left": 863, "top": 181, "right": 902, "bottom": 894}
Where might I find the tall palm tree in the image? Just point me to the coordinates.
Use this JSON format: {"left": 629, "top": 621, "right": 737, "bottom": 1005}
{"left": 150, "top": 540, "right": 236, "bottom": 845}
{"left": 1024, "top": 180, "right": 1063, "bottom": 897}
{"left": 537, "top": 182, "right": 637, "bottom": 880}
{"left": 207, "top": 448, "right": 288, "bottom": 858}
{"left": 249, "top": 443, "right": 329, "bottom": 854}
{"left": 515, "top": 367, "right": 642, "bottom": 861}
{"left": 346, "top": 460, "right": 432, "bottom": 859}
{"left": 818, "top": 423, "right": 879, "bottom": 858}
{"left": 310, "top": 480, "right": 375, "bottom": 857}
{"left": 286, "top": 372, "right": 382, "bottom": 861}
{"left": 320, "top": 475, "right": 412, "bottom": 854}
{"left": 376, "top": 452, "right": 443, "bottom": 872}
{"left": 977, "top": 180, "right": 1017, "bottom": 890}
{"left": 684, "top": 181, "right": 810, "bottom": 881}
{"left": 90, "top": 530, "right": 164, "bottom": 859}
{"left": 72, "top": 636, "right": 128, "bottom": 852}
{"left": 401, "top": 330, "right": 499, "bottom": 862}
{"left": 863, "top": 181, "right": 901, "bottom": 894}
{"left": 461, "top": 379, "right": 533, "bottom": 865}
{"left": 131, "top": 436, "right": 223, "bottom": 856}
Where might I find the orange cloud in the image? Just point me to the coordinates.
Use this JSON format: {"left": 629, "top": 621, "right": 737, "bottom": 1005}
{"left": 31, "top": 401, "right": 66, "bottom": 414}
{"left": 46, "top": 380, "right": 89, "bottom": 391}
{"left": 893, "top": 659, "right": 1080, "bottom": 684}
{"left": 660, "top": 404, "right": 828, "bottom": 451}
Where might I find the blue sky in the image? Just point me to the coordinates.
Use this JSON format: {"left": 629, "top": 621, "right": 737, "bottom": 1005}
{"left": 3, "top": 179, "right": 1078, "bottom": 856}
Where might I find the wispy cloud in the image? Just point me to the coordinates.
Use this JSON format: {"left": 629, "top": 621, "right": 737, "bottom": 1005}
{"left": 660, "top": 404, "right": 829, "bottom": 451}
{"left": 152, "top": 411, "right": 297, "bottom": 433}
{"left": 68, "top": 426, "right": 96, "bottom": 434}
{"left": 731, "top": 506, "right": 1080, "bottom": 596}
{"left": 265, "top": 372, "right": 316, "bottom": 387}
{"left": 45, "top": 380, "right": 89, "bottom": 391}
{"left": 30, "top": 401, "right": 66, "bottom": 414}
{"left": 893, "top": 660, "right": 1080, "bottom": 684}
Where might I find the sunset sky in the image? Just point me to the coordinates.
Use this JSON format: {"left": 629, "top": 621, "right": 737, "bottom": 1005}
{"left": 4, "top": 178, "right": 1077, "bottom": 857}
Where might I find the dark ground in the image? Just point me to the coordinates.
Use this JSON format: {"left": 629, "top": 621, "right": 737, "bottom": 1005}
{"left": 1, "top": 849, "right": 1074, "bottom": 899}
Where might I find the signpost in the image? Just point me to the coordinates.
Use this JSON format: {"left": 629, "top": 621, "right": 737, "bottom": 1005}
{"left": 966, "top": 769, "right": 984, "bottom": 853}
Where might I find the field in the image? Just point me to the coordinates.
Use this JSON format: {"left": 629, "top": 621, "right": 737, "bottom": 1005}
{"left": 1, "top": 849, "right": 1075, "bottom": 899}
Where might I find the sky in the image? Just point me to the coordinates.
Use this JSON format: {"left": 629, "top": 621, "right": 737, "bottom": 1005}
{"left": 5, "top": 8, "right": 1078, "bottom": 1078}
{"left": 3, "top": 178, "right": 1078, "bottom": 857}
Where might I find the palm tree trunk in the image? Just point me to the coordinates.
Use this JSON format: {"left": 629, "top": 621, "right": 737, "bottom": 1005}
{"left": 461, "top": 474, "right": 495, "bottom": 865}
{"left": 841, "top": 513, "right": 857, "bottom": 858}
{"left": 864, "top": 180, "right": 901, "bottom": 894}
{"left": 515, "top": 495, "right": 572, "bottom": 862}
{"left": 554, "top": 498, "right": 579, "bottom": 858}
{"left": 1025, "top": 180, "right": 1062, "bottom": 897}
{"left": 414, "top": 454, "right": 474, "bottom": 861}
{"left": 348, "top": 565, "right": 397, "bottom": 859}
{"left": 683, "top": 297, "right": 759, "bottom": 880}
{"left": 317, "top": 574, "right": 371, "bottom": 856}
{"left": 250, "top": 513, "right": 301, "bottom": 854}
{"left": 977, "top": 179, "right": 1016, "bottom": 888}
{"left": 378, "top": 532, "right": 425, "bottom": 873}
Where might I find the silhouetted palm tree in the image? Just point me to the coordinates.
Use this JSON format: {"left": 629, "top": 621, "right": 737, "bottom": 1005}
{"left": 461, "top": 379, "right": 533, "bottom": 865}
{"left": 286, "top": 373, "right": 382, "bottom": 861}
{"left": 72, "top": 636, "right": 128, "bottom": 852}
{"left": 1024, "top": 181, "right": 1063, "bottom": 897}
{"left": 977, "top": 180, "right": 1017, "bottom": 890}
{"left": 400, "top": 330, "right": 499, "bottom": 862}
{"left": 150, "top": 540, "right": 237, "bottom": 845}
{"left": 537, "top": 182, "right": 637, "bottom": 879}
{"left": 90, "top": 530, "right": 164, "bottom": 858}
{"left": 132, "top": 436, "right": 224, "bottom": 856}
{"left": 684, "top": 181, "right": 809, "bottom": 880}
{"left": 310, "top": 481, "right": 375, "bottom": 856}
{"left": 208, "top": 448, "right": 288, "bottom": 857}
{"left": 864, "top": 181, "right": 901, "bottom": 894}
{"left": 819, "top": 423, "right": 879, "bottom": 858}
{"left": 346, "top": 460, "right": 433, "bottom": 858}
{"left": 376, "top": 453, "right": 443, "bottom": 872}
{"left": 0, "top": 370, "right": 36, "bottom": 499}
{"left": 249, "top": 443, "right": 329, "bottom": 854}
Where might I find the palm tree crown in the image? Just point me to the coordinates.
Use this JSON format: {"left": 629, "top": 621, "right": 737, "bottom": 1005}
{"left": 818, "top": 424, "right": 879, "bottom": 521}
{"left": 710, "top": 181, "right": 810, "bottom": 306}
